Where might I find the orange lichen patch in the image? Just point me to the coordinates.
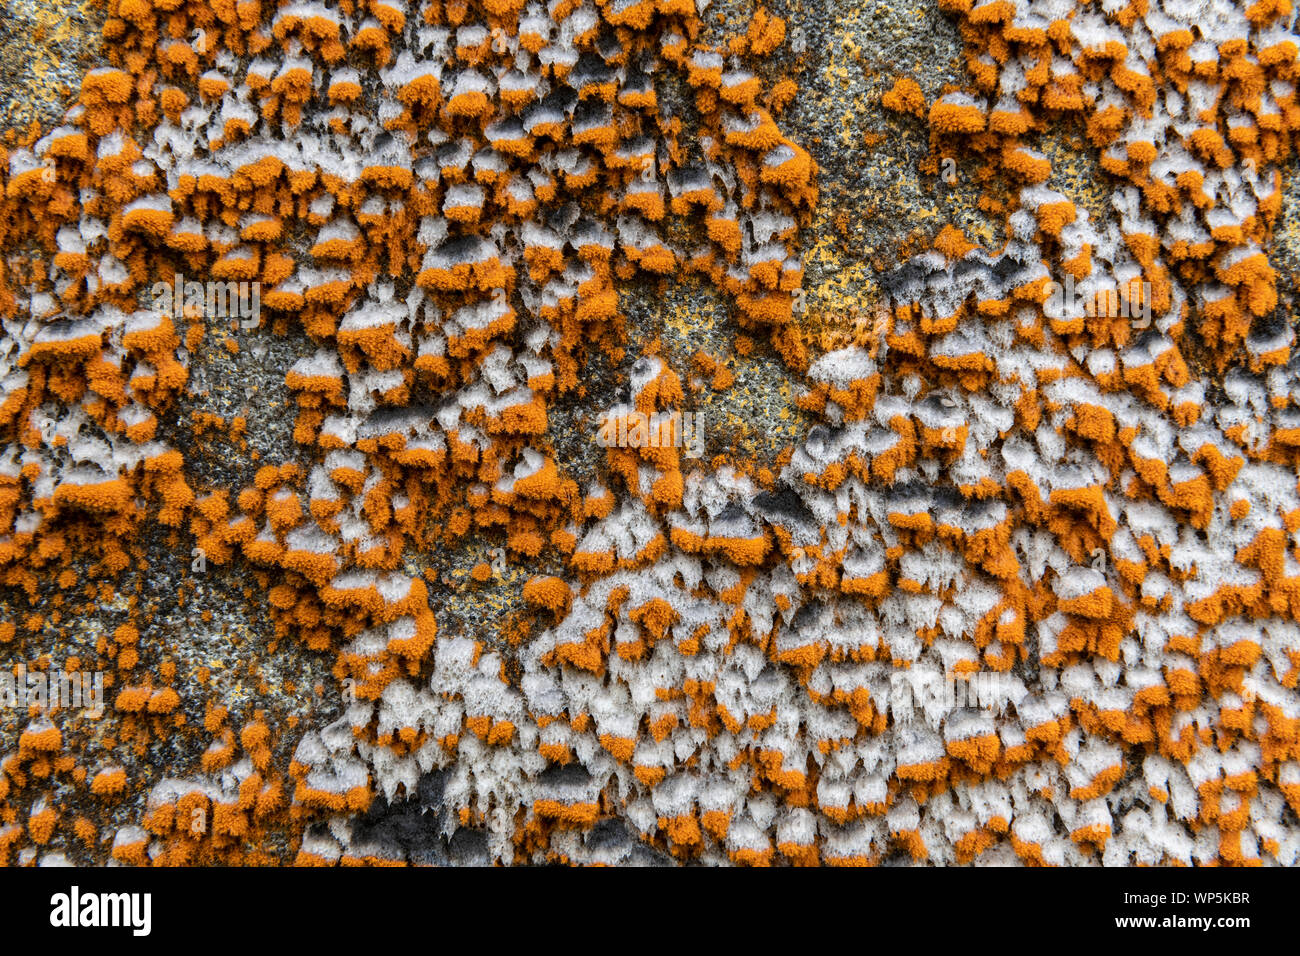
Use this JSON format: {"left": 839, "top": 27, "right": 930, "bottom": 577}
{"left": 929, "top": 96, "right": 985, "bottom": 134}
{"left": 533, "top": 800, "right": 599, "bottom": 827}
{"left": 882, "top": 77, "right": 926, "bottom": 117}
{"left": 121, "top": 201, "right": 175, "bottom": 237}
{"left": 523, "top": 575, "right": 572, "bottom": 615}
{"left": 91, "top": 767, "right": 128, "bottom": 798}
{"left": 18, "top": 722, "right": 63, "bottom": 755}
{"left": 0, "top": 0, "right": 1296, "bottom": 872}
{"left": 28, "top": 802, "right": 58, "bottom": 844}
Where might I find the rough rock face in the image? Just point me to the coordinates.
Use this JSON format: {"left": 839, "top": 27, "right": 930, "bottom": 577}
{"left": 0, "top": 0, "right": 1299, "bottom": 866}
